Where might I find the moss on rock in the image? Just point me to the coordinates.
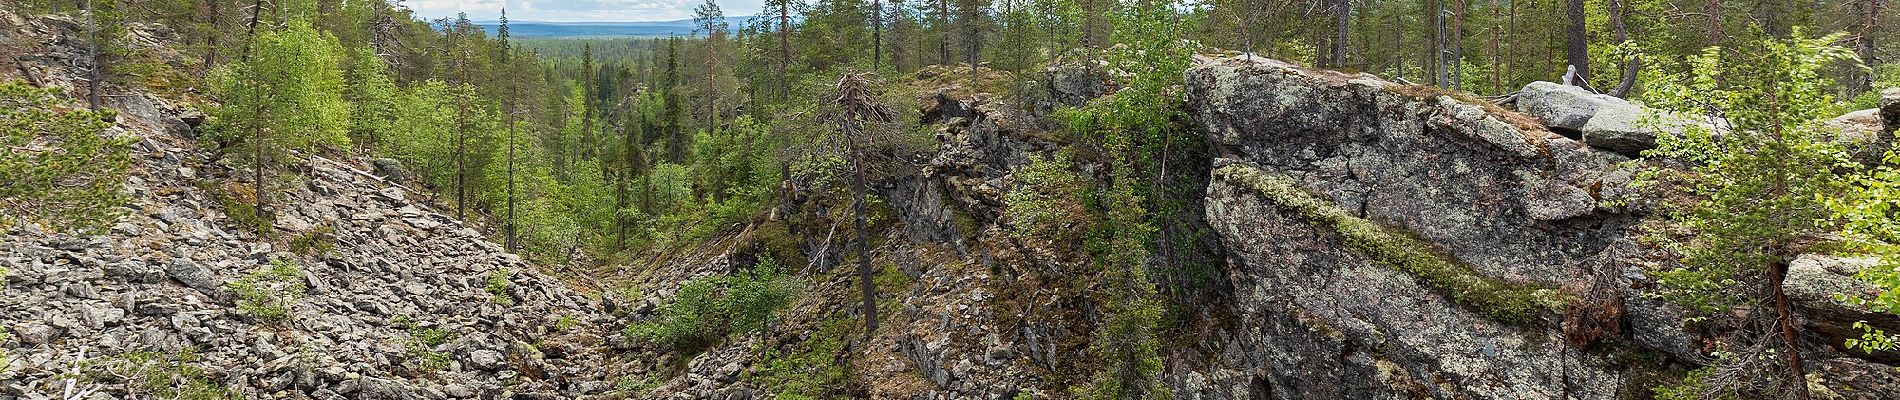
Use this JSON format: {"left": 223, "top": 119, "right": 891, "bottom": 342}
{"left": 1213, "top": 163, "right": 1571, "bottom": 325}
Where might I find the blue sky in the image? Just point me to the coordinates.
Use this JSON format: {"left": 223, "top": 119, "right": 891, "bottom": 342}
{"left": 403, "top": 0, "right": 762, "bottom": 22}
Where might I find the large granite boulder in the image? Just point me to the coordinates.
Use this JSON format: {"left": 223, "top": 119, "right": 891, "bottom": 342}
{"left": 1515, "top": 81, "right": 1712, "bottom": 155}
{"left": 1517, "top": 81, "right": 1624, "bottom": 132}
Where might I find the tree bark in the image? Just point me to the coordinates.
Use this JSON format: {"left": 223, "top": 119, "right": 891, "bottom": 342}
{"left": 1450, "top": 0, "right": 1465, "bottom": 90}
{"left": 84, "top": 0, "right": 102, "bottom": 111}
{"left": 1489, "top": 0, "right": 1502, "bottom": 92}
{"left": 1770, "top": 257, "right": 1812, "bottom": 400}
{"left": 874, "top": 0, "right": 884, "bottom": 72}
{"left": 1608, "top": 0, "right": 1639, "bottom": 98}
{"left": 853, "top": 156, "right": 878, "bottom": 338}
{"left": 939, "top": 0, "right": 951, "bottom": 64}
{"left": 1333, "top": 0, "right": 1349, "bottom": 68}
{"left": 1851, "top": 0, "right": 1879, "bottom": 94}
{"left": 1707, "top": 0, "right": 1723, "bottom": 48}
{"left": 1564, "top": 0, "right": 1590, "bottom": 86}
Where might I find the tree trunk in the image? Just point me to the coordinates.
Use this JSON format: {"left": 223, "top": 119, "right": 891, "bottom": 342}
{"left": 202, "top": 0, "right": 221, "bottom": 72}
{"left": 939, "top": 0, "right": 951, "bottom": 64}
{"left": 244, "top": 0, "right": 266, "bottom": 218}
{"left": 1564, "top": 0, "right": 1589, "bottom": 86}
{"left": 778, "top": 0, "right": 790, "bottom": 99}
{"left": 874, "top": 0, "right": 883, "bottom": 72}
{"left": 1450, "top": 0, "right": 1465, "bottom": 90}
{"left": 84, "top": 0, "right": 102, "bottom": 111}
{"left": 1770, "top": 257, "right": 1812, "bottom": 400}
{"left": 853, "top": 157, "right": 878, "bottom": 338}
{"left": 1333, "top": 0, "right": 1349, "bottom": 68}
{"left": 1608, "top": 0, "right": 1639, "bottom": 98}
{"left": 1425, "top": 0, "right": 1440, "bottom": 86}
{"left": 1707, "top": 0, "right": 1723, "bottom": 48}
{"left": 1488, "top": 0, "right": 1502, "bottom": 93}
{"left": 1850, "top": 0, "right": 1879, "bottom": 94}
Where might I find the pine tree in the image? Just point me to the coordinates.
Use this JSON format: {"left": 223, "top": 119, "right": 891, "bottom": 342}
{"left": 0, "top": 81, "right": 134, "bottom": 234}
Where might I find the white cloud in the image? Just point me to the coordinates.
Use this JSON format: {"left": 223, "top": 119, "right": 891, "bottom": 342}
{"left": 402, "top": 0, "right": 763, "bottom": 22}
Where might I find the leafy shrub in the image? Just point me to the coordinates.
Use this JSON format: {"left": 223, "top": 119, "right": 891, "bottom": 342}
{"left": 198, "top": 180, "right": 275, "bottom": 236}
{"left": 723, "top": 257, "right": 797, "bottom": 334}
{"left": 486, "top": 269, "right": 515, "bottom": 305}
{"left": 100, "top": 348, "right": 236, "bottom": 400}
{"left": 631, "top": 277, "right": 723, "bottom": 354}
{"left": 228, "top": 258, "right": 307, "bottom": 323}
{"left": 288, "top": 225, "right": 337, "bottom": 256}
{"left": 0, "top": 80, "right": 134, "bottom": 234}
{"left": 754, "top": 316, "right": 852, "bottom": 399}
{"left": 1004, "top": 152, "right": 1089, "bottom": 243}
{"left": 390, "top": 315, "right": 456, "bottom": 373}
{"left": 627, "top": 257, "right": 797, "bottom": 355}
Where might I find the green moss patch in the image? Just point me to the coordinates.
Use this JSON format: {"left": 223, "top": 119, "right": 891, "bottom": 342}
{"left": 1213, "top": 164, "right": 1569, "bottom": 324}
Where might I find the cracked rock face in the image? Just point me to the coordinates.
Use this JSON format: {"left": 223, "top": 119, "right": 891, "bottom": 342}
{"left": 1181, "top": 56, "right": 1646, "bottom": 399}
{"left": 1189, "top": 56, "right": 1633, "bottom": 287}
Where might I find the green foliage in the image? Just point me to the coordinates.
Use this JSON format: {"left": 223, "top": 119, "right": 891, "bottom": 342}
{"left": 344, "top": 46, "right": 401, "bottom": 153}
{"left": 1649, "top": 364, "right": 1739, "bottom": 400}
{"left": 391, "top": 315, "right": 456, "bottom": 373}
{"left": 555, "top": 314, "right": 581, "bottom": 332}
{"left": 197, "top": 180, "right": 274, "bottom": 236}
{"left": 1846, "top": 64, "right": 1900, "bottom": 110}
{"left": 752, "top": 316, "right": 852, "bottom": 399}
{"left": 723, "top": 257, "right": 797, "bottom": 334}
{"left": 1636, "top": 30, "right": 1861, "bottom": 314}
{"left": 0, "top": 80, "right": 133, "bottom": 234}
{"left": 630, "top": 276, "right": 723, "bottom": 354}
{"left": 228, "top": 258, "right": 308, "bottom": 324}
{"left": 1215, "top": 164, "right": 1570, "bottom": 323}
{"left": 99, "top": 348, "right": 236, "bottom": 400}
{"left": 1059, "top": 1, "right": 1196, "bottom": 398}
{"left": 487, "top": 269, "right": 516, "bottom": 305}
{"left": 1004, "top": 152, "right": 1090, "bottom": 243}
{"left": 205, "top": 19, "right": 352, "bottom": 166}
{"left": 628, "top": 258, "right": 798, "bottom": 355}
{"left": 0, "top": 329, "right": 10, "bottom": 375}
{"left": 288, "top": 225, "right": 337, "bottom": 256}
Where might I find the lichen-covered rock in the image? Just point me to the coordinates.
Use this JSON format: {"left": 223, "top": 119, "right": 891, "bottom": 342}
{"left": 1185, "top": 55, "right": 1647, "bottom": 399}
{"left": 1785, "top": 255, "right": 1900, "bottom": 363}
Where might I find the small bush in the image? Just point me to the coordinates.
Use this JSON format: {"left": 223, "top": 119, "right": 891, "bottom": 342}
{"left": 1004, "top": 152, "right": 1090, "bottom": 243}
{"left": 229, "top": 258, "right": 307, "bottom": 323}
{"left": 390, "top": 315, "right": 455, "bottom": 373}
{"left": 486, "top": 269, "right": 515, "bottom": 305}
{"left": 629, "top": 278, "right": 723, "bottom": 355}
{"left": 554, "top": 315, "right": 580, "bottom": 332}
{"left": 0, "top": 80, "right": 135, "bottom": 234}
{"left": 627, "top": 257, "right": 797, "bottom": 355}
{"left": 100, "top": 348, "right": 236, "bottom": 400}
{"left": 199, "top": 180, "right": 275, "bottom": 236}
{"left": 288, "top": 225, "right": 337, "bottom": 256}
{"left": 0, "top": 330, "right": 10, "bottom": 375}
{"left": 754, "top": 316, "right": 852, "bottom": 398}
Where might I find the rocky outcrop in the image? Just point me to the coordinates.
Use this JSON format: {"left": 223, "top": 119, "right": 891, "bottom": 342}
{"left": 1184, "top": 55, "right": 1647, "bottom": 399}
{"left": 1182, "top": 55, "right": 1900, "bottom": 399}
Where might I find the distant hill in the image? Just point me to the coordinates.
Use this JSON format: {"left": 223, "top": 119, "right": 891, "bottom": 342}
{"left": 474, "top": 17, "right": 755, "bottom": 38}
